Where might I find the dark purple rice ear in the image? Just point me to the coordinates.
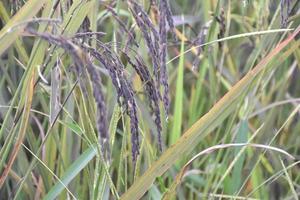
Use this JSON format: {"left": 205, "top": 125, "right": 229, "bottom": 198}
{"left": 125, "top": 52, "right": 163, "bottom": 151}
{"left": 73, "top": 31, "right": 106, "bottom": 39}
{"left": 161, "top": 0, "right": 177, "bottom": 41}
{"left": 25, "top": 29, "right": 110, "bottom": 160}
{"left": 128, "top": 0, "right": 161, "bottom": 89}
{"left": 81, "top": 43, "right": 141, "bottom": 163}
{"left": 217, "top": 8, "right": 225, "bottom": 48}
{"left": 159, "top": 0, "right": 172, "bottom": 119}
{"left": 86, "top": 60, "right": 110, "bottom": 160}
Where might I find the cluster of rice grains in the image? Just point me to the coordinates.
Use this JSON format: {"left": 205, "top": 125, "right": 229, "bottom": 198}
{"left": 28, "top": 0, "right": 175, "bottom": 164}
{"left": 26, "top": 29, "right": 110, "bottom": 156}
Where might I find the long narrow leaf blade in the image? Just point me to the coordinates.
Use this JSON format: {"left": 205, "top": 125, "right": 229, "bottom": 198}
{"left": 44, "top": 145, "right": 97, "bottom": 200}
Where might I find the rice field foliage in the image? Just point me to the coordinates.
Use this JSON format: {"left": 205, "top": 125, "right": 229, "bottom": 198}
{"left": 0, "top": 0, "right": 300, "bottom": 199}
